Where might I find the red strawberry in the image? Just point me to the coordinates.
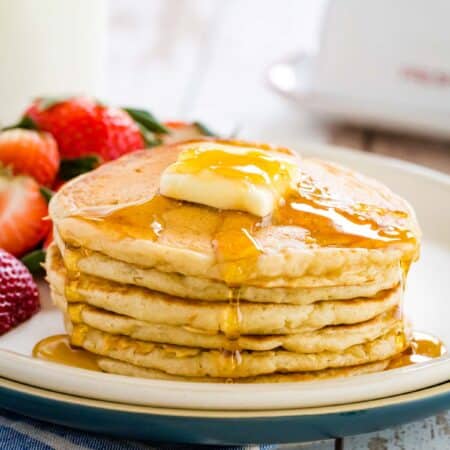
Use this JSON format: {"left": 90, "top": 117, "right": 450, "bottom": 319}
{"left": 0, "top": 129, "right": 59, "bottom": 186}
{"left": 52, "top": 178, "right": 66, "bottom": 191}
{"left": 0, "top": 171, "right": 50, "bottom": 256}
{"left": 0, "top": 248, "right": 40, "bottom": 335}
{"left": 25, "top": 97, "right": 145, "bottom": 161}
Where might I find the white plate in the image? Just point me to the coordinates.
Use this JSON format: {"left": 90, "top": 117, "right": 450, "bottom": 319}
{"left": 0, "top": 142, "right": 449, "bottom": 411}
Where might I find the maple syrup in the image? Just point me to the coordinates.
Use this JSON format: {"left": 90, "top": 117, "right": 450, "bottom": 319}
{"left": 75, "top": 194, "right": 179, "bottom": 241}
{"left": 221, "top": 288, "right": 242, "bottom": 339}
{"left": 214, "top": 211, "right": 262, "bottom": 285}
{"left": 32, "top": 334, "right": 100, "bottom": 371}
{"left": 388, "top": 332, "right": 446, "bottom": 370}
{"left": 220, "top": 287, "right": 243, "bottom": 373}
{"left": 275, "top": 171, "right": 416, "bottom": 250}
{"left": 61, "top": 246, "right": 89, "bottom": 304}
{"left": 64, "top": 279, "right": 85, "bottom": 302}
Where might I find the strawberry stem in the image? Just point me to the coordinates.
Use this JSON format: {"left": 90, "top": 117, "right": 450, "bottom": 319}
{"left": 40, "top": 186, "right": 54, "bottom": 203}
{"left": 194, "top": 121, "right": 217, "bottom": 137}
{"left": 123, "top": 107, "right": 169, "bottom": 135}
{"left": 59, "top": 155, "right": 100, "bottom": 181}
{"left": 137, "top": 123, "right": 162, "bottom": 148}
{"left": 2, "top": 115, "right": 37, "bottom": 131}
{"left": 21, "top": 249, "right": 46, "bottom": 275}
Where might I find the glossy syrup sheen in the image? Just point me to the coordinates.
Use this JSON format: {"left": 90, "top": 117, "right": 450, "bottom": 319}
{"left": 75, "top": 195, "right": 180, "bottom": 241}
{"left": 276, "top": 174, "right": 415, "bottom": 249}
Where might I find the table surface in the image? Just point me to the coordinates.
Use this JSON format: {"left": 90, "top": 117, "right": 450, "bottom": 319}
{"left": 105, "top": 1, "right": 449, "bottom": 449}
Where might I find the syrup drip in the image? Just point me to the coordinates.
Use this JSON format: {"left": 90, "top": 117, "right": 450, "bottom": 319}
{"left": 218, "top": 349, "right": 242, "bottom": 378}
{"left": 221, "top": 288, "right": 242, "bottom": 339}
{"left": 213, "top": 211, "right": 262, "bottom": 285}
{"left": 62, "top": 246, "right": 83, "bottom": 277}
{"left": 388, "top": 332, "right": 446, "bottom": 369}
{"left": 212, "top": 209, "right": 261, "bottom": 374}
{"left": 220, "top": 287, "right": 243, "bottom": 374}
{"left": 61, "top": 246, "right": 89, "bottom": 304}
{"left": 64, "top": 279, "right": 85, "bottom": 302}
{"left": 32, "top": 334, "right": 100, "bottom": 371}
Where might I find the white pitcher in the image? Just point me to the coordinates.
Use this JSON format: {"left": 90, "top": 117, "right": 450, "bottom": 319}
{"left": 0, "top": 0, "right": 107, "bottom": 124}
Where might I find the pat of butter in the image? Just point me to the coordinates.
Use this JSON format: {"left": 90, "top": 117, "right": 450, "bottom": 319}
{"left": 160, "top": 142, "right": 299, "bottom": 217}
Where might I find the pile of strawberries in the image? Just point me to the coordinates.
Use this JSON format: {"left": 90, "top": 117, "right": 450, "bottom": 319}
{"left": 0, "top": 96, "right": 216, "bottom": 335}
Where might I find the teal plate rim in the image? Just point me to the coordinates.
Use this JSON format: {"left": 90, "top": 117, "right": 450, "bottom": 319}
{"left": 0, "top": 377, "right": 449, "bottom": 445}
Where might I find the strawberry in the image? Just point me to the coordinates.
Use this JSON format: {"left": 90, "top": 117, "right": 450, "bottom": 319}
{"left": 0, "top": 171, "right": 50, "bottom": 256}
{"left": 25, "top": 97, "right": 145, "bottom": 161}
{"left": 0, "top": 129, "right": 59, "bottom": 186}
{"left": 0, "top": 248, "right": 40, "bottom": 335}
{"left": 52, "top": 178, "right": 66, "bottom": 191}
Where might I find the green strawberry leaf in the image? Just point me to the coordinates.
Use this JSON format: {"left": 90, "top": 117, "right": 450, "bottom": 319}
{"left": 124, "top": 107, "right": 169, "bottom": 135}
{"left": 137, "top": 123, "right": 162, "bottom": 148}
{"left": 39, "top": 186, "right": 54, "bottom": 203}
{"left": 59, "top": 155, "right": 100, "bottom": 181}
{"left": 2, "top": 115, "right": 37, "bottom": 131}
{"left": 193, "top": 121, "right": 217, "bottom": 137}
{"left": 22, "top": 249, "right": 46, "bottom": 275}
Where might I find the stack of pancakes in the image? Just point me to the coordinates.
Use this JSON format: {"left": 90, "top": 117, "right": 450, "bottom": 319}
{"left": 46, "top": 140, "right": 420, "bottom": 382}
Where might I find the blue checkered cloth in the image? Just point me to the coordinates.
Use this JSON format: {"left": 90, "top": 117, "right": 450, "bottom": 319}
{"left": 0, "top": 409, "right": 273, "bottom": 450}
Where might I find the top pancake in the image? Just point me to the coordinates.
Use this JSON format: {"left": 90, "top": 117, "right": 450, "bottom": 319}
{"left": 50, "top": 139, "right": 420, "bottom": 285}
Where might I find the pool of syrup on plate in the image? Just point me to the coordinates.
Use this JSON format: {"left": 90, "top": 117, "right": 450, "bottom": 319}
{"left": 33, "top": 334, "right": 100, "bottom": 371}
{"left": 387, "top": 332, "right": 446, "bottom": 369}
{"left": 34, "top": 142, "right": 435, "bottom": 378}
{"left": 32, "top": 331, "right": 447, "bottom": 374}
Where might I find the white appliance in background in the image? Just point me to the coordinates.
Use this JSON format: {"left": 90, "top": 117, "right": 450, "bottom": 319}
{"left": 268, "top": 0, "right": 450, "bottom": 139}
{"left": 0, "top": 0, "right": 107, "bottom": 125}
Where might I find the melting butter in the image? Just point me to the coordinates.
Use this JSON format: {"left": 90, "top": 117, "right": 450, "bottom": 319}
{"left": 160, "top": 141, "right": 300, "bottom": 217}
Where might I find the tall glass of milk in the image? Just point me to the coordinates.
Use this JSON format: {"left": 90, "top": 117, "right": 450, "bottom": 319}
{"left": 0, "top": 0, "right": 107, "bottom": 124}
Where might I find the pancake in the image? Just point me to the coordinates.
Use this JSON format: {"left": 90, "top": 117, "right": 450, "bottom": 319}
{"left": 53, "top": 241, "right": 402, "bottom": 304}
{"left": 70, "top": 324, "right": 406, "bottom": 378}
{"left": 98, "top": 357, "right": 391, "bottom": 383}
{"left": 46, "top": 248, "right": 402, "bottom": 336}
{"left": 50, "top": 141, "right": 420, "bottom": 286}
{"left": 58, "top": 295, "right": 401, "bottom": 353}
{"left": 42, "top": 139, "right": 421, "bottom": 383}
